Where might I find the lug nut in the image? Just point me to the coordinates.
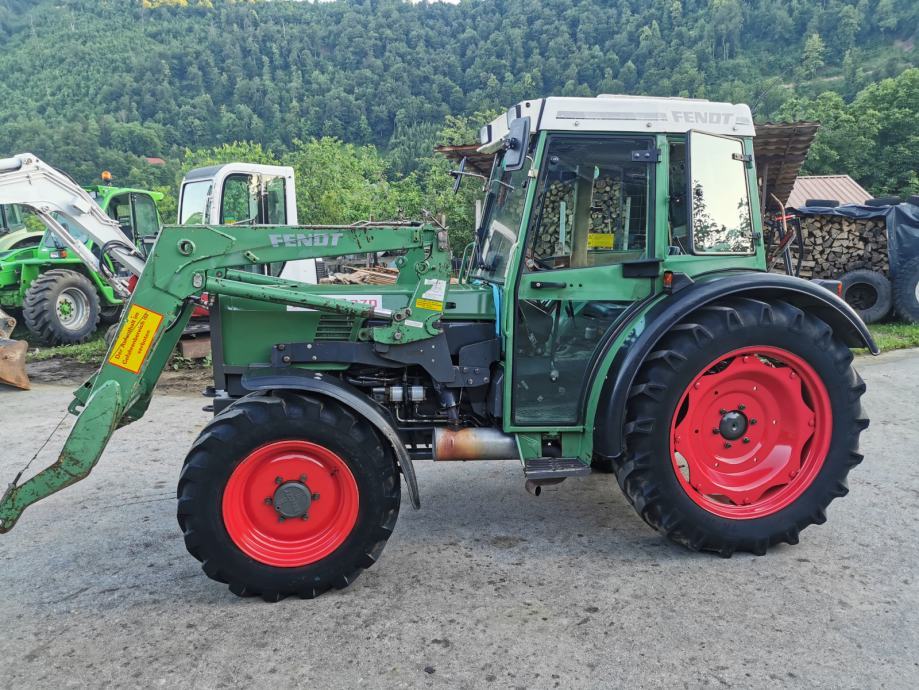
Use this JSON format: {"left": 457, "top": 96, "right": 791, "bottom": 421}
{"left": 738, "top": 404, "right": 746, "bottom": 410}
{"left": 264, "top": 497, "right": 272, "bottom": 505}
{"left": 724, "top": 442, "right": 732, "bottom": 449}
{"left": 750, "top": 418, "right": 758, "bottom": 425}
{"left": 311, "top": 493, "right": 321, "bottom": 501}
{"left": 712, "top": 427, "right": 720, "bottom": 434}
{"left": 719, "top": 408, "right": 727, "bottom": 415}
{"left": 275, "top": 476, "right": 284, "bottom": 485}
{"left": 299, "top": 474, "right": 308, "bottom": 484}
{"left": 742, "top": 437, "right": 750, "bottom": 444}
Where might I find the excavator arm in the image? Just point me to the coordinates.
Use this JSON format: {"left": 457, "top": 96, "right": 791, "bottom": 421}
{"left": 0, "top": 154, "right": 144, "bottom": 296}
{"left": 0, "top": 220, "right": 452, "bottom": 532}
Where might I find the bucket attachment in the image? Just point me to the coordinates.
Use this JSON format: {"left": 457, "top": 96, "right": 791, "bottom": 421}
{"left": 0, "top": 308, "right": 29, "bottom": 390}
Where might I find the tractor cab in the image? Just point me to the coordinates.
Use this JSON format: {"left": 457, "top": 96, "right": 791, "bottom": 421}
{"left": 40, "top": 186, "right": 165, "bottom": 262}
{"left": 467, "top": 96, "right": 760, "bottom": 427}
{"left": 178, "top": 163, "right": 316, "bottom": 283}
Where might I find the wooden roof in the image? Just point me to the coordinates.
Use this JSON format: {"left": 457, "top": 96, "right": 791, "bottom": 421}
{"left": 753, "top": 122, "right": 821, "bottom": 209}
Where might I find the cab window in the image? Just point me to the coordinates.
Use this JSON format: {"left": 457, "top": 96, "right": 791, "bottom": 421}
{"left": 133, "top": 194, "right": 160, "bottom": 238}
{"left": 525, "top": 135, "right": 652, "bottom": 272}
{"left": 687, "top": 131, "right": 754, "bottom": 254}
{"left": 266, "top": 177, "right": 287, "bottom": 225}
{"left": 221, "top": 174, "right": 259, "bottom": 225}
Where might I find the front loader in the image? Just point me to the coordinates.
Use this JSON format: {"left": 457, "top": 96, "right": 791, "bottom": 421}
{"left": 0, "top": 97, "right": 876, "bottom": 601}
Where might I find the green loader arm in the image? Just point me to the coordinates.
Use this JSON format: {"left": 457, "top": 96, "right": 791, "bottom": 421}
{"left": 0, "top": 222, "right": 451, "bottom": 533}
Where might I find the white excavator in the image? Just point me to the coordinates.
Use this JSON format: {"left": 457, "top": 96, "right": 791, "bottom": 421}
{"left": 0, "top": 153, "right": 309, "bottom": 389}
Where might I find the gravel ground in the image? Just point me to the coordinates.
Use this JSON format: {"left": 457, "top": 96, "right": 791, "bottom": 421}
{"left": 0, "top": 350, "right": 917, "bottom": 689}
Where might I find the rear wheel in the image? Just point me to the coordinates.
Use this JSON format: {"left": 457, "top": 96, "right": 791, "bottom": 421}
{"left": 613, "top": 298, "right": 867, "bottom": 556}
{"left": 22, "top": 269, "right": 100, "bottom": 344}
{"left": 177, "top": 391, "right": 400, "bottom": 601}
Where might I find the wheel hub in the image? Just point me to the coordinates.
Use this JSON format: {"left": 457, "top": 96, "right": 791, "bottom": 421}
{"left": 718, "top": 410, "right": 748, "bottom": 440}
{"left": 272, "top": 480, "right": 316, "bottom": 519}
{"left": 670, "top": 347, "right": 832, "bottom": 519}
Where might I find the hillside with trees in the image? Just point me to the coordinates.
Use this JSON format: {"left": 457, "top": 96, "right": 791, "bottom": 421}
{"left": 0, "top": 0, "right": 915, "bottom": 236}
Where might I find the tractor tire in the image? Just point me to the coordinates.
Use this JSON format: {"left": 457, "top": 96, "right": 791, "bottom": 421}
{"left": 839, "top": 269, "right": 892, "bottom": 324}
{"left": 893, "top": 257, "right": 919, "bottom": 323}
{"left": 177, "top": 391, "right": 400, "bottom": 601}
{"left": 99, "top": 305, "right": 123, "bottom": 325}
{"left": 22, "top": 269, "right": 101, "bottom": 345}
{"left": 612, "top": 297, "right": 867, "bottom": 557}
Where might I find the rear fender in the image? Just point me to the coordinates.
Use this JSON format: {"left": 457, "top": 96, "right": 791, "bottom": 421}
{"left": 240, "top": 368, "right": 421, "bottom": 510}
{"left": 591, "top": 272, "right": 877, "bottom": 459}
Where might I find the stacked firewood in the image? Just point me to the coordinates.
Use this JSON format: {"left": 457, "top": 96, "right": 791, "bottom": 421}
{"left": 320, "top": 266, "right": 398, "bottom": 285}
{"left": 532, "top": 180, "right": 574, "bottom": 256}
{"left": 774, "top": 215, "right": 889, "bottom": 278}
{"left": 531, "top": 176, "right": 623, "bottom": 255}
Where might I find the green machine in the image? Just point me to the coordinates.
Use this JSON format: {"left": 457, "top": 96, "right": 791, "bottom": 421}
{"left": 0, "top": 98, "right": 875, "bottom": 601}
{"left": 0, "top": 183, "right": 162, "bottom": 344}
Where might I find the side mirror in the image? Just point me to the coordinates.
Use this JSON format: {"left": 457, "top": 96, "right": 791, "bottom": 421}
{"left": 503, "top": 117, "right": 531, "bottom": 172}
{"left": 451, "top": 157, "right": 467, "bottom": 194}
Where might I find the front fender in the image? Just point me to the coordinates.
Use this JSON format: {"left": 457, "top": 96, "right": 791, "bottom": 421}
{"left": 240, "top": 367, "right": 421, "bottom": 510}
{"left": 592, "top": 272, "right": 878, "bottom": 459}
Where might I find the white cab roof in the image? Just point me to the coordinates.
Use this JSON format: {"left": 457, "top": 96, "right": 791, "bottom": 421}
{"left": 480, "top": 95, "right": 755, "bottom": 151}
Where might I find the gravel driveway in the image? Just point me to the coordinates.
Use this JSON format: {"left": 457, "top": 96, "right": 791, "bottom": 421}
{"left": 1, "top": 350, "right": 917, "bottom": 688}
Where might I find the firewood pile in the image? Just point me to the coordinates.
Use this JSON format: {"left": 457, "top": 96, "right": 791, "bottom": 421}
{"left": 532, "top": 176, "right": 622, "bottom": 255}
{"left": 774, "top": 215, "right": 889, "bottom": 278}
{"left": 320, "top": 266, "right": 398, "bottom": 285}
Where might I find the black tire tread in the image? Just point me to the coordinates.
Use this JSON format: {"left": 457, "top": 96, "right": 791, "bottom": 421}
{"left": 892, "top": 256, "right": 919, "bottom": 323}
{"left": 177, "top": 391, "right": 400, "bottom": 601}
{"left": 611, "top": 297, "right": 867, "bottom": 557}
{"left": 839, "top": 269, "right": 892, "bottom": 324}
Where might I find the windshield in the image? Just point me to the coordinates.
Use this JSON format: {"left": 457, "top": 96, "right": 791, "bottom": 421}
{"left": 180, "top": 180, "right": 213, "bottom": 224}
{"left": 471, "top": 157, "right": 531, "bottom": 283}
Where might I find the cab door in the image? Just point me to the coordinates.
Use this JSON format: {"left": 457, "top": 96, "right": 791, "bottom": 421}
{"left": 509, "top": 134, "right": 660, "bottom": 427}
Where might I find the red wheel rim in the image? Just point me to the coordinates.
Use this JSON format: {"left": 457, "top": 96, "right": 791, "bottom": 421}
{"left": 222, "top": 440, "right": 359, "bottom": 567}
{"left": 670, "top": 346, "right": 832, "bottom": 519}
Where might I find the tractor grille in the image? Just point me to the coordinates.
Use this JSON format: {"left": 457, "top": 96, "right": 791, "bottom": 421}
{"left": 315, "top": 314, "right": 357, "bottom": 341}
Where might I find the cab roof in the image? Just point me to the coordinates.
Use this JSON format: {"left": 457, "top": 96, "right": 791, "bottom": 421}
{"left": 480, "top": 95, "right": 755, "bottom": 151}
{"left": 83, "top": 185, "right": 165, "bottom": 202}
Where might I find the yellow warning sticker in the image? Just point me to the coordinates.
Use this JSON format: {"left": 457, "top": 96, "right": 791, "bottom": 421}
{"left": 107, "top": 305, "right": 164, "bottom": 374}
{"left": 415, "top": 298, "right": 443, "bottom": 312}
{"left": 587, "top": 232, "right": 615, "bottom": 249}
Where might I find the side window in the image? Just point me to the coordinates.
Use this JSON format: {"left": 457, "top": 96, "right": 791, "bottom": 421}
{"left": 688, "top": 131, "right": 754, "bottom": 254}
{"left": 221, "top": 174, "right": 259, "bottom": 225}
{"left": 526, "top": 136, "right": 652, "bottom": 272}
{"left": 668, "top": 142, "right": 689, "bottom": 253}
{"left": 266, "top": 177, "right": 287, "bottom": 225}
{"left": 132, "top": 194, "right": 161, "bottom": 238}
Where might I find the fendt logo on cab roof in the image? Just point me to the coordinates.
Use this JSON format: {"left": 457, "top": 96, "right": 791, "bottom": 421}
{"left": 672, "top": 111, "right": 734, "bottom": 125}
{"left": 269, "top": 232, "right": 344, "bottom": 249}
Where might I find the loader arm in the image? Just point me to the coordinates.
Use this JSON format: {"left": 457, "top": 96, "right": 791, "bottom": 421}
{"left": 0, "top": 221, "right": 451, "bottom": 532}
{"left": 0, "top": 154, "right": 143, "bottom": 295}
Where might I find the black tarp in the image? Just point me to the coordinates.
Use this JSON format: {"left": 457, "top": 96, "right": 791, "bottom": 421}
{"left": 794, "top": 202, "right": 919, "bottom": 278}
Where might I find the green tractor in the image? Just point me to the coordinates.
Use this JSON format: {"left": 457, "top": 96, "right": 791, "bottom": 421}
{"left": 1, "top": 97, "right": 874, "bottom": 601}
{"left": 0, "top": 185, "right": 163, "bottom": 344}
{"left": 0, "top": 204, "right": 43, "bottom": 252}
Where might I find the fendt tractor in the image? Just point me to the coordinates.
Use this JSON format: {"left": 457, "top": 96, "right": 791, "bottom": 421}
{"left": 0, "top": 96, "right": 874, "bottom": 601}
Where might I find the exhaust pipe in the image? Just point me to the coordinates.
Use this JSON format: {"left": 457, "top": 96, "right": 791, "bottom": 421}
{"left": 433, "top": 427, "right": 518, "bottom": 461}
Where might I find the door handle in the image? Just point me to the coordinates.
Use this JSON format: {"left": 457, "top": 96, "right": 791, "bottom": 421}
{"left": 531, "top": 280, "right": 567, "bottom": 289}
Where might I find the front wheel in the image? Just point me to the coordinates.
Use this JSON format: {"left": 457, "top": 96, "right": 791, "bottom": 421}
{"left": 22, "top": 269, "right": 101, "bottom": 344}
{"left": 177, "top": 391, "right": 400, "bottom": 601}
{"left": 613, "top": 298, "right": 867, "bottom": 556}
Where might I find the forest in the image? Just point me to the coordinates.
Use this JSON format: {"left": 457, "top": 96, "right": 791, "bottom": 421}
{"left": 0, "top": 0, "right": 916, "bottom": 240}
